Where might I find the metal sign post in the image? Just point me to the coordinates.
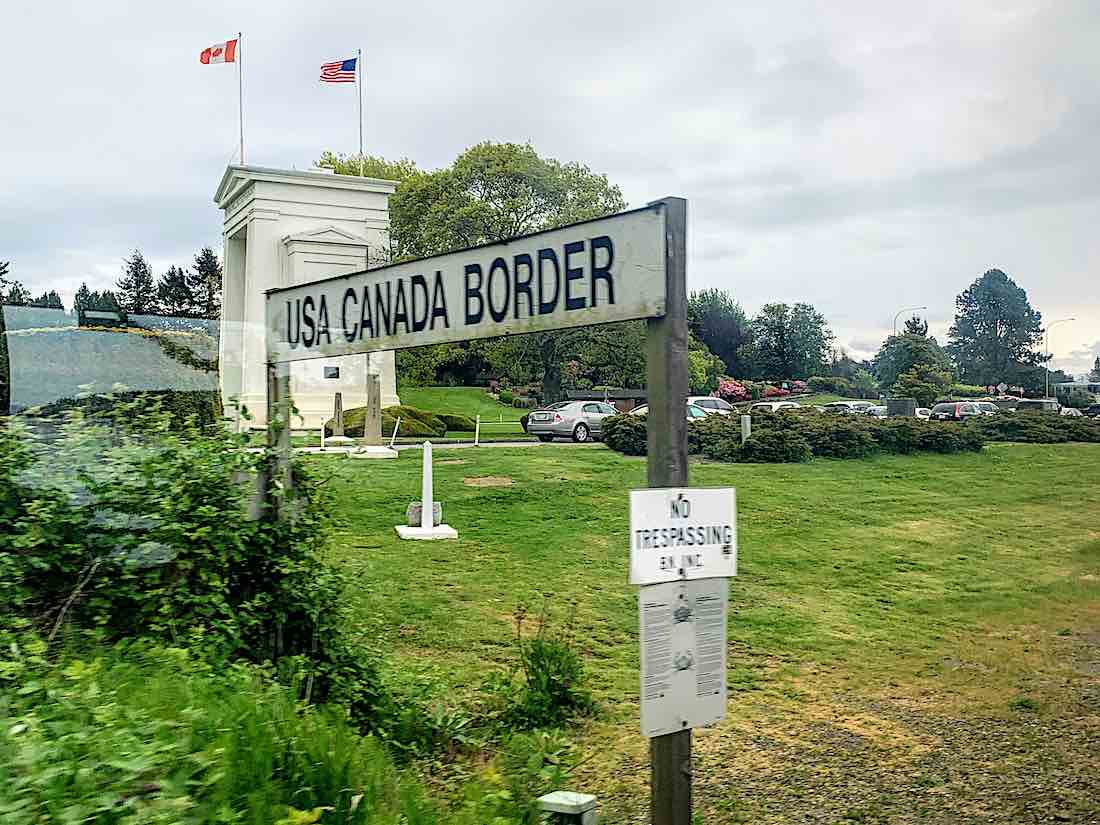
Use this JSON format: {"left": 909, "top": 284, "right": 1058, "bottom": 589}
{"left": 643, "top": 197, "right": 692, "bottom": 825}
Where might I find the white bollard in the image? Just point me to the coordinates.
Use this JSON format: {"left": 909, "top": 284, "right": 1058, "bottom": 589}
{"left": 740, "top": 414, "right": 752, "bottom": 445}
{"left": 320, "top": 426, "right": 326, "bottom": 450}
{"left": 389, "top": 417, "right": 401, "bottom": 448}
{"left": 420, "top": 441, "right": 433, "bottom": 529}
{"left": 475, "top": 415, "right": 481, "bottom": 446}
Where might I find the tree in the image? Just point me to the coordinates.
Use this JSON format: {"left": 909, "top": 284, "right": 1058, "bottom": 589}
{"left": 116, "top": 249, "right": 159, "bottom": 314}
{"left": 0, "top": 261, "right": 9, "bottom": 283}
{"left": 359, "top": 142, "right": 627, "bottom": 401}
{"left": 74, "top": 283, "right": 122, "bottom": 314}
{"left": 29, "top": 290, "right": 64, "bottom": 310}
{"left": 748, "top": 302, "right": 833, "bottom": 380}
{"left": 893, "top": 364, "right": 953, "bottom": 407}
{"left": 903, "top": 315, "right": 928, "bottom": 336}
{"left": 187, "top": 247, "right": 223, "bottom": 319}
{"left": 872, "top": 333, "right": 953, "bottom": 388}
{"left": 851, "top": 369, "right": 879, "bottom": 400}
{"left": 1089, "top": 357, "right": 1100, "bottom": 383}
{"left": 3, "top": 283, "right": 30, "bottom": 305}
{"left": 687, "top": 289, "right": 752, "bottom": 375}
{"left": 947, "top": 269, "right": 1044, "bottom": 386}
{"left": 157, "top": 265, "right": 196, "bottom": 317}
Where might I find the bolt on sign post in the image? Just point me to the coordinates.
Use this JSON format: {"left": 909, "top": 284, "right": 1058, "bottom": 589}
{"left": 261, "top": 197, "right": 690, "bottom": 820}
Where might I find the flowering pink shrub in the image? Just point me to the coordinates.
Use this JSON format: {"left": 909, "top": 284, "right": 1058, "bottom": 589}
{"left": 790, "top": 380, "right": 808, "bottom": 393}
{"left": 715, "top": 379, "right": 751, "bottom": 403}
{"left": 763, "top": 385, "right": 791, "bottom": 398}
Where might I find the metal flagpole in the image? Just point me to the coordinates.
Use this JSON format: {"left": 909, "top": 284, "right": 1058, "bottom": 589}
{"left": 357, "top": 48, "right": 364, "bottom": 175}
{"left": 238, "top": 31, "right": 245, "bottom": 164}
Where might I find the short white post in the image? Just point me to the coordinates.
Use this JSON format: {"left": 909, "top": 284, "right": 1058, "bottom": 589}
{"left": 474, "top": 415, "right": 481, "bottom": 446}
{"left": 740, "top": 414, "right": 752, "bottom": 444}
{"left": 320, "top": 426, "right": 326, "bottom": 450}
{"left": 389, "top": 417, "right": 401, "bottom": 448}
{"left": 420, "top": 441, "right": 433, "bottom": 529}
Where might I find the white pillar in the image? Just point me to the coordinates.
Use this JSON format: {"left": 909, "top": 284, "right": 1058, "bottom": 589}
{"left": 421, "top": 441, "right": 433, "bottom": 529}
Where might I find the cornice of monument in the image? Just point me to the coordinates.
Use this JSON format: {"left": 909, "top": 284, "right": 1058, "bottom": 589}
{"left": 213, "top": 164, "right": 398, "bottom": 206}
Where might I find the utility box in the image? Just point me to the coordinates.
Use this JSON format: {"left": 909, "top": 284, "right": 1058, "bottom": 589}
{"left": 887, "top": 397, "right": 917, "bottom": 417}
{"left": 537, "top": 791, "right": 597, "bottom": 825}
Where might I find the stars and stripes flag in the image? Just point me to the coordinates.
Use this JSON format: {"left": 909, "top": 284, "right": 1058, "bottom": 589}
{"left": 320, "top": 57, "right": 358, "bottom": 83}
{"left": 199, "top": 38, "right": 238, "bottom": 64}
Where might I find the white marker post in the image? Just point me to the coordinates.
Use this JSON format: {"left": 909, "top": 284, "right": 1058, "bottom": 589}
{"left": 395, "top": 442, "right": 457, "bottom": 540}
{"left": 390, "top": 417, "right": 401, "bottom": 448}
{"left": 475, "top": 415, "right": 481, "bottom": 446}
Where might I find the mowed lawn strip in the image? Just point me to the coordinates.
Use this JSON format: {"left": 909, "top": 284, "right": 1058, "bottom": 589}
{"left": 322, "top": 443, "right": 1100, "bottom": 709}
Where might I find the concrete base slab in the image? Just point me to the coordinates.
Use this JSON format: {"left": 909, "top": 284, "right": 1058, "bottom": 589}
{"left": 326, "top": 436, "right": 355, "bottom": 447}
{"left": 350, "top": 446, "right": 399, "bottom": 460}
{"left": 395, "top": 524, "right": 458, "bottom": 540}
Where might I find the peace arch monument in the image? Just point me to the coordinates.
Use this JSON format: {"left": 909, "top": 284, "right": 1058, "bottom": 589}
{"left": 214, "top": 165, "right": 400, "bottom": 429}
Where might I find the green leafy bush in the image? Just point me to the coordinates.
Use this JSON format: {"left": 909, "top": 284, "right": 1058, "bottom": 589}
{"left": 917, "top": 422, "right": 985, "bottom": 453}
{"left": 950, "top": 383, "right": 987, "bottom": 398}
{"left": 437, "top": 412, "right": 477, "bottom": 432}
{"left": 28, "top": 388, "right": 222, "bottom": 429}
{"left": 785, "top": 413, "right": 876, "bottom": 459}
{"left": 807, "top": 376, "right": 854, "bottom": 395}
{"left": 0, "top": 403, "right": 390, "bottom": 734}
{"left": 600, "top": 413, "right": 647, "bottom": 455}
{"left": 691, "top": 414, "right": 743, "bottom": 462}
{"left": 740, "top": 428, "right": 812, "bottom": 463}
{"left": 498, "top": 388, "right": 514, "bottom": 404}
{"left": 872, "top": 418, "right": 928, "bottom": 454}
{"left": 487, "top": 605, "right": 594, "bottom": 731}
{"left": 974, "top": 414, "right": 1100, "bottom": 444}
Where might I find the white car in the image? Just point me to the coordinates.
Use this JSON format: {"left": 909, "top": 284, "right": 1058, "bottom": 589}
{"left": 687, "top": 396, "right": 735, "bottom": 416}
{"left": 749, "top": 401, "right": 801, "bottom": 413}
{"left": 863, "top": 405, "right": 887, "bottom": 418}
{"left": 1061, "top": 407, "right": 1083, "bottom": 417}
{"left": 822, "top": 401, "right": 874, "bottom": 414}
{"left": 631, "top": 402, "right": 710, "bottom": 421}
{"left": 916, "top": 407, "right": 931, "bottom": 419}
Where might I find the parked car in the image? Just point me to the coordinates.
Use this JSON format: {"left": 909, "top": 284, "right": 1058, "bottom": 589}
{"left": 863, "top": 405, "right": 887, "bottom": 418}
{"left": 687, "top": 396, "right": 735, "bottom": 416}
{"left": 526, "top": 400, "right": 618, "bottom": 442}
{"left": 1061, "top": 407, "right": 1083, "bottom": 417}
{"left": 1083, "top": 404, "right": 1100, "bottom": 418}
{"left": 915, "top": 407, "right": 932, "bottom": 419}
{"left": 929, "top": 401, "right": 982, "bottom": 421}
{"left": 1015, "top": 398, "right": 1061, "bottom": 414}
{"left": 971, "top": 401, "right": 999, "bottom": 416}
{"left": 822, "top": 401, "right": 873, "bottom": 414}
{"left": 748, "top": 401, "right": 801, "bottom": 413}
{"left": 631, "top": 402, "right": 710, "bottom": 421}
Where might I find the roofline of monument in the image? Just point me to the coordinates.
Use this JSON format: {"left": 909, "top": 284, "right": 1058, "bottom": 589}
{"left": 213, "top": 164, "right": 399, "bottom": 205}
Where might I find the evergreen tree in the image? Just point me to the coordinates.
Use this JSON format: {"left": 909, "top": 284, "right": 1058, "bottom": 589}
{"left": 157, "top": 265, "right": 196, "bottom": 317}
{"left": 187, "top": 247, "right": 223, "bottom": 319}
{"left": 903, "top": 315, "right": 928, "bottom": 336}
{"left": 0, "top": 260, "right": 9, "bottom": 283}
{"left": 74, "top": 283, "right": 93, "bottom": 312}
{"left": 4, "top": 283, "right": 30, "bottom": 305}
{"left": 116, "top": 249, "right": 159, "bottom": 314}
{"left": 748, "top": 302, "right": 834, "bottom": 380}
{"left": 1089, "top": 356, "right": 1100, "bottom": 383}
{"left": 687, "top": 289, "right": 752, "bottom": 375}
{"left": 30, "top": 290, "right": 64, "bottom": 310}
{"left": 947, "top": 269, "right": 1043, "bottom": 386}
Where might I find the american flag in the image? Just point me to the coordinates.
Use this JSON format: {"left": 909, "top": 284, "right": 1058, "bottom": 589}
{"left": 320, "top": 57, "right": 357, "bottom": 83}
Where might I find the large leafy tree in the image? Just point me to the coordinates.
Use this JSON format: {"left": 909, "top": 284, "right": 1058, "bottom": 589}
{"left": 187, "top": 247, "right": 223, "bottom": 319}
{"left": 323, "top": 142, "right": 627, "bottom": 401}
{"left": 116, "top": 249, "right": 159, "bottom": 314}
{"left": 947, "top": 269, "right": 1044, "bottom": 386}
{"left": 687, "top": 289, "right": 751, "bottom": 375}
{"left": 893, "top": 364, "right": 953, "bottom": 406}
{"left": 872, "top": 333, "right": 953, "bottom": 388}
{"left": 748, "top": 302, "right": 833, "bottom": 380}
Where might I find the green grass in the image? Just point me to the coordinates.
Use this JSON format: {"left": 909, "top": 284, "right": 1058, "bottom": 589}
{"left": 395, "top": 387, "right": 526, "bottom": 421}
{"left": 320, "top": 443, "right": 1100, "bottom": 710}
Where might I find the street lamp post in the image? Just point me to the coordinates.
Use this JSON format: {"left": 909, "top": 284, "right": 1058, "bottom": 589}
{"left": 1044, "top": 318, "right": 1076, "bottom": 400}
{"left": 893, "top": 306, "right": 928, "bottom": 337}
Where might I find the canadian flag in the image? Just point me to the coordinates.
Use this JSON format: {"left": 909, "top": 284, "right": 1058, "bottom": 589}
{"left": 200, "top": 39, "right": 238, "bottom": 64}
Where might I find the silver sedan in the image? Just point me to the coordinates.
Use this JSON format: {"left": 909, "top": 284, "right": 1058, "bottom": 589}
{"left": 526, "top": 400, "right": 619, "bottom": 442}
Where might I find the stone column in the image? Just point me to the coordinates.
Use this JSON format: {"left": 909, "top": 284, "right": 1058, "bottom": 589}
{"left": 333, "top": 392, "right": 344, "bottom": 438}
{"left": 363, "top": 375, "right": 383, "bottom": 445}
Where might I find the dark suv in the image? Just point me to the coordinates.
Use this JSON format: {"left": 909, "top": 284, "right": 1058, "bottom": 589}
{"left": 1083, "top": 404, "right": 1100, "bottom": 418}
{"left": 929, "top": 401, "right": 982, "bottom": 421}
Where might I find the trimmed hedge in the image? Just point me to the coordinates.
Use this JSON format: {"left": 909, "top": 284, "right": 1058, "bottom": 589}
{"left": 325, "top": 404, "right": 449, "bottom": 438}
{"left": 974, "top": 414, "right": 1100, "bottom": 444}
{"left": 437, "top": 412, "right": 477, "bottom": 432}
{"left": 26, "top": 389, "right": 222, "bottom": 429}
{"left": 604, "top": 409, "right": 987, "bottom": 463}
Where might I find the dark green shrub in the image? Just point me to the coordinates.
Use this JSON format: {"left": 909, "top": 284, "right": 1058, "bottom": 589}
{"left": 808, "top": 376, "right": 854, "bottom": 395}
{"left": 28, "top": 388, "right": 222, "bottom": 429}
{"left": 974, "top": 415, "right": 1066, "bottom": 444}
{"left": 689, "top": 413, "right": 741, "bottom": 459}
{"left": 917, "top": 422, "right": 984, "bottom": 453}
{"left": 0, "top": 402, "right": 392, "bottom": 734}
{"left": 601, "top": 413, "right": 647, "bottom": 455}
{"left": 437, "top": 412, "right": 477, "bottom": 431}
{"left": 788, "top": 413, "right": 876, "bottom": 459}
{"left": 873, "top": 418, "right": 928, "bottom": 454}
{"left": 740, "top": 428, "right": 812, "bottom": 463}
{"left": 498, "top": 388, "right": 514, "bottom": 404}
{"left": 326, "top": 404, "right": 447, "bottom": 438}
{"left": 950, "top": 383, "right": 987, "bottom": 398}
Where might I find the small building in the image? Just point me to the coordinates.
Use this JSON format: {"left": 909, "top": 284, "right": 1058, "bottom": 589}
{"left": 565, "top": 388, "right": 646, "bottom": 413}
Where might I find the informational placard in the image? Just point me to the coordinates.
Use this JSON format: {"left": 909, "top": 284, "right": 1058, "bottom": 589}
{"left": 629, "top": 487, "right": 737, "bottom": 585}
{"left": 639, "top": 578, "right": 728, "bottom": 738}
{"left": 265, "top": 205, "right": 668, "bottom": 362}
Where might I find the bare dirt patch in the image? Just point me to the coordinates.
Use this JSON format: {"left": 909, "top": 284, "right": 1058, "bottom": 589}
{"left": 463, "top": 476, "right": 514, "bottom": 487}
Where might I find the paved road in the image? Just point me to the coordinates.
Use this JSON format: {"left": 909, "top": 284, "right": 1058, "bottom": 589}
{"left": 393, "top": 439, "right": 601, "bottom": 451}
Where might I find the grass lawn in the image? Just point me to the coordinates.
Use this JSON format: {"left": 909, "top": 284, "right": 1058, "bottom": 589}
{"left": 318, "top": 444, "right": 1100, "bottom": 823}
{"left": 396, "top": 386, "right": 527, "bottom": 421}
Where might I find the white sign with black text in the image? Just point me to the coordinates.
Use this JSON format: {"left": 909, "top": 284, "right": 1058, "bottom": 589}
{"left": 265, "top": 205, "right": 668, "bottom": 362}
{"left": 629, "top": 487, "right": 737, "bottom": 585}
{"left": 639, "top": 578, "right": 728, "bottom": 737}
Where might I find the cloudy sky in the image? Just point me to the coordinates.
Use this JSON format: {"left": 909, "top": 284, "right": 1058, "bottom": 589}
{"left": 2, "top": 0, "right": 1098, "bottom": 376}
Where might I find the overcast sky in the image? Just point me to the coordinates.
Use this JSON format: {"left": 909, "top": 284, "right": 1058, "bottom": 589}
{"left": 2, "top": 0, "right": 1098, "bottom": 376}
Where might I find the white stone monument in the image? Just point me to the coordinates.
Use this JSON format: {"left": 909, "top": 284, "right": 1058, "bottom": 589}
{"left": 395, "top": 442, "right": 457, "bottom": 540}
{"left": 214, "top": 165, "right": 400, "bottom": 430}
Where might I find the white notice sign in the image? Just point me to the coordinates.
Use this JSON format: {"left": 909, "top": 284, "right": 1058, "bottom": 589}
{"left": 639, "top": 578, "right": 728, "bottom": 737}
{"left": 629, "top": 488, "right": 736, "bottom": 585}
